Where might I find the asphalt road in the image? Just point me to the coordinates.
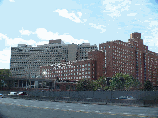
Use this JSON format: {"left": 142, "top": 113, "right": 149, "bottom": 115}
{"left": 0, "top": 98, "right": 158, "bottom": 118}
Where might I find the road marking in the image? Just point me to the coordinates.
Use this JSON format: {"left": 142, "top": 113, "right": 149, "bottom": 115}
{"left": 79, "top": 110, "right": 85, "bottom": 112}
{"left": 95, "top": 111, "right": 100, "bottom": 113}
{"left": 138, "top": 116, "right": 147, "bottom": 117}
{"left": 126, "top": 115, "right": 133, "bottom": 116}
{"left": 62, "top": 110, "right": 67, "bottom": 111}
{"left": 123, "top": 113, "right": 130, "bottom": 115}
{"left": 98, "top": 113, "right": 103, "bottom": 114}
{"left": 84, "top": 112, "right": 89, "bottom": 113}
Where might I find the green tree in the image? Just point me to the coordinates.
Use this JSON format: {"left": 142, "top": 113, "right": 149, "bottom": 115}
{"left": 76, "top": 78, "right": 94, "bottom": 91}
{"left": 109, "top": 73, "right": 125, "bottom": 90}
{"left": 95, "top": 76, "right": 107, "bottom": 90}
{"left": 131, "top": 78, "right": 142, "bottom": 90}
{"left": 144, "top": 80, "right": 153, "bottom": 91}
{"left": 0, "top": 69, "right": 12, "bottom": 90}
{"left": 109, "top": 73, "right": 141, "bottom": 91}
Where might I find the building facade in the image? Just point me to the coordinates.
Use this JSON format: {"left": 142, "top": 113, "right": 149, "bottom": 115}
{"left": 40, "top": 50, "right": 105, "bottom": 82}
{"left": 99, "top": 32, "right": 158, "bottom": 86}
{"left": 10, "top": 39, "right": 97, "bottom": 79}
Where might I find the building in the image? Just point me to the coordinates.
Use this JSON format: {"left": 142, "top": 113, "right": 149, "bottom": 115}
{"left": 99, "top": 32, "right": 158, "bottom": 86}
{"left": 40, "top": 50, "right": 105, "bottom": 82}
{"left": 10, "top": 39, "right": 97, "bottom": 79}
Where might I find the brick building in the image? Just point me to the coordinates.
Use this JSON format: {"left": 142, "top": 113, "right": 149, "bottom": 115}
{"left": 99, "top": 32, "right": 158, "bottom": 86}
{"left": 40, "top": 50, "right": 105, "bottom": 82}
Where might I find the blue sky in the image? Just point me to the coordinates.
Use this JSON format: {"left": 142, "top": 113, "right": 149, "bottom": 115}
{"left": 0, "top": 0, "right": 158, "bottom": 69}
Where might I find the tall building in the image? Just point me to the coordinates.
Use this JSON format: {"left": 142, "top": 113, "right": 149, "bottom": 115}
{"left": 10, "top": 39, "right": 97, "bottom": 79}
{"left": 40, "top": 50, "right": 105, "bottom": 81}
{"left": 99, "top": 32, "right": 158, "bottom": 86}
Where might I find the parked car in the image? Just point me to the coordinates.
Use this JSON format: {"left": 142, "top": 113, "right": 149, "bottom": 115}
{"left": 0, "top": 93, "right": 4, "bottom": 98}
{"left": 8, "top": 92, "right": 17, "bottom": 95}
{"left": 116, "top": 96, "right": 127, "bottom": 99}
{"left": 116, "top": 96, "right": 136, "bottom": 100}
{"left": 127, "top": 96, "right": 136, "bottom": 100}
{"left": 17, "top": 92, "right": 27, "bottom": 96}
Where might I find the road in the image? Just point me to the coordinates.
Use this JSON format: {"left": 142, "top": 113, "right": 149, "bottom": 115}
{"left": 0, "top": 98, "right": 158, "bottom": 118}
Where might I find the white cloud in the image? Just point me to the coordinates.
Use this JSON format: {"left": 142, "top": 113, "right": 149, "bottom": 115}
{"left": 19, "top": 27, "right": 34, "bottom": 36}
{"left": 127, "top": 13, "right": 137, "bottom": 16}
{"left": 0, "top": 33, "right": 36, "bottom": 47}
{"left": 89, "top": 23, "right": 106, "bottom": 33}
{"left": 9, "top": 0, "right": 15, "bottom": 2}
{"left": 144, "top": 33, "right": 158, "bottom": 47}
{"left": 34, "top": 28, "right": 89, "bottom": 44}
{"left": 144, "top": 20, "right": 150, "bottom": 23}
{"left": 0, "top": 48, "right": 11, "bottom": 63}
{"left": 103, "top": 0, "right": 131, "bottom": 18}
{"left": 77, "top": 12, "right": 82, "bottom": 18}
{"left": 54, "top": 9, "right": 86, "bottom": 23}
{"left": 83, "top": 19, "right": 87, "bottom": 22}
{"left": 55, "top": 34, "right": 89, "bottom": 44}
{"left": 149, "top": 21, "right": 158, "bottom": 27}
{"left": 36, "top": 41, "right": 49, "bottom": 46}
{"left": 35, "top": 28, "right": 56, "bottom": 40}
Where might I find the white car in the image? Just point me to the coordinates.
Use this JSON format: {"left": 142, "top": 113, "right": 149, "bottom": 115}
{"left": 17, "top": 92, "right": 27, "bottom": 96}
{"left": 0, "top": 93, "right": 4, "bottom": 98}
{"left": 116, "top": 96, "right": 136, "bottom": 100}
{"left": 8, "top": 92, "right": 17, "bottom": 95}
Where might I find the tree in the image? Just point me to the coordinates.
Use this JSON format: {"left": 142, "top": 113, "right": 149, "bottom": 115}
{"left": 76, "top": 78, "right": 94, "bottom": 91}
{"left": 109, "top": 73, "right": 125, "bottom": 90}
{"left": 95, "top": 76, "right": 107, "bottom": 90}
{"left": 0, "top": 69, "right": 12, "bottom": 90}
{"left": 109, "top": 73, "right": 142, "bottom": 91}
{"left": 0, "top": 70, "right": 5, "bottom": 89}
{"left": 144, "top": 80, "right": 153, "bottom": 91}
{"left": 131, "top": 78, "right": 142, "bottom": 90}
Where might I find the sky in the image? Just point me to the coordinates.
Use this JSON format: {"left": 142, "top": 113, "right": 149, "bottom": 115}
{"left": 0, "top": 0, "right": 158, "bottom": 69}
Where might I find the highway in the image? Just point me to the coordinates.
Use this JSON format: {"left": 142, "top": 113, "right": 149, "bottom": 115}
{"left": 0, "top": 97, "right": 158, "bottom": 118}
